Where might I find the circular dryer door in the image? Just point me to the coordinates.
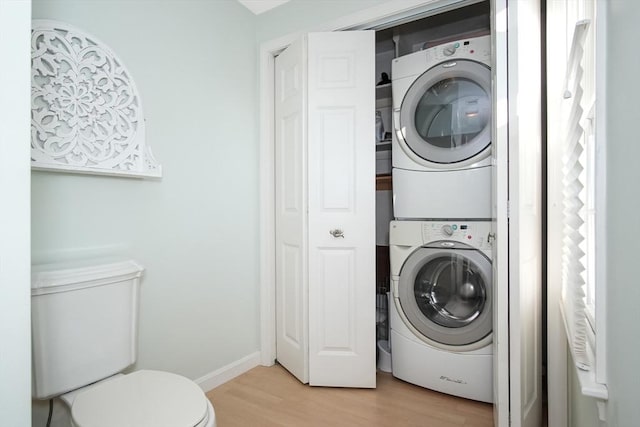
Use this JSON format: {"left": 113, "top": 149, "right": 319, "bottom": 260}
{"left": 399, "top": 59, "right": 491, "bottom": 166}
{"left": 397, "top": 243, "right": 492, "bottom": 349}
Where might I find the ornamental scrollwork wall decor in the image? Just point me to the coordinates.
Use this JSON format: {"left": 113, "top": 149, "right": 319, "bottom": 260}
{"left": 31, "top": 20, "right": 161, "bottom": 178}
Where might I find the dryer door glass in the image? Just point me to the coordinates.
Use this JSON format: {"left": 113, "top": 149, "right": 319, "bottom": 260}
{"left": 415, "top": 78, "right": 490, "bottom": 150}
{"left": 399, "top": 59, "right": 491, "bottom": 164}
{"left": 414, "top": 253, "right": 486, "bottom": 328}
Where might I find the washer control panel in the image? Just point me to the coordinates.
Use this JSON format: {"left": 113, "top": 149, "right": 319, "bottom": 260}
{"left": 430, "top": 36, "right": 491, "bottom": 63}
{"left": 421, "top": 221, "right": 492, "bottom": 250}
{"left": 442, "top": 43, "right": 458, "bottom": 56}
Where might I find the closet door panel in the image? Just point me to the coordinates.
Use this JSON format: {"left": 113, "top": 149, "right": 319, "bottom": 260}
{"left": 307, "top": 31, "right": 376, "bottom": 388}
{"left": 275, "top": 37, "right": 309, "bottom": 384}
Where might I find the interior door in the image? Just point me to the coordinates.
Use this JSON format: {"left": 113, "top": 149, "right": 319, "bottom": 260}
{"left": 307, "top": 31, "right": 376, "bottom": 388}
{"left": 275, "top": 30, "right": 376, "bottom": 388}
{"left": 492, "top": 0, "right": 543, "bottom": 426}
{"left": 275, "top": 37, "right": 309, "bottom": 383}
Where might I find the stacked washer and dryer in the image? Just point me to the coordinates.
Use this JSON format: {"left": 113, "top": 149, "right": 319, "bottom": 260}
{"left": 388, "top": 35, "right": 494, "bottom": 403}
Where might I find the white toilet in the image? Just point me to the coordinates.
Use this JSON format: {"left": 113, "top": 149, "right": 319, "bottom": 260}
{"left": 31, "top": 259, "right": 217, "bottom": 427}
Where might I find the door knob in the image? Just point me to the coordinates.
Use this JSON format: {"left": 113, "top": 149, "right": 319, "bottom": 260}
{"left": 329, "top": 229, "right": 344, "bottom": 238}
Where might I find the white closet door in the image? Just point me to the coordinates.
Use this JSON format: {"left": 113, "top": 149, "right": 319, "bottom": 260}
{"left": 307, "top": 31, "right": 376, "bottom": 388}
{"left": 493, "top": 0, "right": 543, "bottom": 425}
{"left": 275, "top": 37, "right": 309, "bottom": 384}
{"left": 275, "top": 30, "right": 376, "bottom": 388}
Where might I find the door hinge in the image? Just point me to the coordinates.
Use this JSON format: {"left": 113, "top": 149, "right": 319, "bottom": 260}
{"left": 487, "top": 232, "right": 496, "bottom": 245}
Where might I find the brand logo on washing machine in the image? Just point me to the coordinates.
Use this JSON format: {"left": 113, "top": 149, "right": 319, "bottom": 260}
{"left": 440, "top": 375, "right": 468, "bottom": 385}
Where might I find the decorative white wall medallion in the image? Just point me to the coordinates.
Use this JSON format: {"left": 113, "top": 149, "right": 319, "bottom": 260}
{"left": 31, "top": 20, "right": 161, "bottom": 178}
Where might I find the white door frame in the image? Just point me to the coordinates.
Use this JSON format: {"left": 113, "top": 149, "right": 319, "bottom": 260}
{"left": 258, "top": 0, "right": 479, "bottom": 367}
{"left": 491, "top": 0, "right": 510, "bottom": 423}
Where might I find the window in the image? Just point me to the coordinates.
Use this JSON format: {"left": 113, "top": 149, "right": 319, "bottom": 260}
{"left": 559, "top": 20, "right": 593, "bottom": 367}
{"left": 557, "top": 1, "right": 607, "bottom": 399}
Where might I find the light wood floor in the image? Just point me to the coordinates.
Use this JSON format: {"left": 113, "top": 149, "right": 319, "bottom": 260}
{"left": 206, "top": 365, "right": 493, "bottom": 427}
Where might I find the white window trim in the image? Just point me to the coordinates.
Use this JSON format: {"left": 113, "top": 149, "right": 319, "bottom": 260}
{"left": 560, "top": 303, "right": 606, "bottom": 399}
{"left": 593, "top": 0, "right": 608, "bottom": 385}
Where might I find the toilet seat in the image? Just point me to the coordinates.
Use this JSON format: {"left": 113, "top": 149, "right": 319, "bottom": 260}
{"left": 70, "top": 370, "right": 214, "bottom": 427}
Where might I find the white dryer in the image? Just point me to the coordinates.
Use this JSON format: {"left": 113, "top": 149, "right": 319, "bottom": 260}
{"left": 389, "top": 220, "right": 493, "bottom": 403}
{"left": 391, "top": 35, "right": 492, "bottom": 220}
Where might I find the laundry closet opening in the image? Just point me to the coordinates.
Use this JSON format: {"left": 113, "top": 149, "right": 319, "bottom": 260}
{"left": 372, "top": 0, "right": 494, "bottom": 403}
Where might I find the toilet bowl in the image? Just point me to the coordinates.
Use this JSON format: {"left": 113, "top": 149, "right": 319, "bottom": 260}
{"left": 60, "top": 371, "right": 216, "bottom": 427}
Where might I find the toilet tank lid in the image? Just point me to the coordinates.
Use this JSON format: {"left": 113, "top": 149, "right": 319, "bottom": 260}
{"left": 31, "top": 259, "right": 144, "bottom": 295}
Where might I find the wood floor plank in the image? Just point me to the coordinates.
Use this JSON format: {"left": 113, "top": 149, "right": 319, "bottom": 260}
{"left": 206, "top": 365, "right": 493, "bottom": 426}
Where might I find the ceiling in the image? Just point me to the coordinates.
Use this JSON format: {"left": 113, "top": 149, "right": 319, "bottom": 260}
{"left": 236, "top": 0, "right": 291, "bottom": 15}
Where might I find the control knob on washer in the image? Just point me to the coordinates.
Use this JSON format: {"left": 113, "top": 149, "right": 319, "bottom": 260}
{"left": 442, "top": 224, "right": 454, "bottom": 236}
{"left": 443, "top": 45, "right": 457, "bottom": 56}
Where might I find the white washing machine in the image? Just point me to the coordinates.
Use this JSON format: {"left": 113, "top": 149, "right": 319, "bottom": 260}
{"left": 389, "top": 220, "right": 493, "bottom": 403}
{"left": 391, "top": 35, "right": 492, "bottom": 220}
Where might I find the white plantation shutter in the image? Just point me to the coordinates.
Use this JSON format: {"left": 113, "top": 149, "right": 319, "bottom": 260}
{"left": 560, "top": 20, "right": 591, "bottom": 371}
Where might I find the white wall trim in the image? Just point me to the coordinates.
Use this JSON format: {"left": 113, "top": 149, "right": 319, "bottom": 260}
{"left": 195, "top": 351, "right": 261, "bottom": 392}
{"left": 258, "top": 42, "right": 278, "bottom": 367}
{"left": 258, "top": 0, "right": 479, "bottom": 368}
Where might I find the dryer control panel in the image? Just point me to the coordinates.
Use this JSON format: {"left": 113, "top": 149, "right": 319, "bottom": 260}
{"left": 421, "top": 221, "right": 492, "bottom": 251}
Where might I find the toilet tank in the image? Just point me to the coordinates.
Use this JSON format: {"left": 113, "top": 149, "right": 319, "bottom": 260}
{"left": 31, "top": 259, "right": 144, "bottom": 399}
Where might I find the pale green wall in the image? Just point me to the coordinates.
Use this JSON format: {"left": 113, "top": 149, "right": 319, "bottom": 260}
{"left": 31, "top": 0, "right": 258, "bottom": 424}
{"left": 604, "top": 0, "right": 640, "bottom": 425}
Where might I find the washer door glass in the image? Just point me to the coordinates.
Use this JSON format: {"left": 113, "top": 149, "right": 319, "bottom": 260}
{"left": 397, "top": 244, "right": 492, "bottom": 347}
{"left": 399, "top": 59, "right": 491, "bottom": 164}
{"left": 415, "top": 252, "right": 486, "bottom": 328}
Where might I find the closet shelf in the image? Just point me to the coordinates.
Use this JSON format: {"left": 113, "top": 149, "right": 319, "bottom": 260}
{"left": 376, "top": 175, "right": 392, "bottom": 191}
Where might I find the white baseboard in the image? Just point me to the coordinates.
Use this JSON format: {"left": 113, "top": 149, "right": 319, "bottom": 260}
{"left": 195, "top": 351, "right": 261, "bottom": 392}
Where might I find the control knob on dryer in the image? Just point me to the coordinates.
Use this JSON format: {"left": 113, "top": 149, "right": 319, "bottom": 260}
{"left": 442, "top": 224, "right": 454, "bottom": 236}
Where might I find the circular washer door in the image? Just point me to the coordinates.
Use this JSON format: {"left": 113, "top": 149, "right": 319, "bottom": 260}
{"left": 397, "top": 242, "right": 492, "bottom": 349}
{"left": 399, "top": 59, "right": 491, "bottom": 166}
